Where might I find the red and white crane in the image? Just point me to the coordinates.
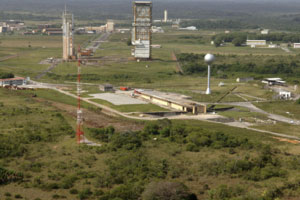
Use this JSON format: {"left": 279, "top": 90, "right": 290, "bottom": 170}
{"left": 76, "top": 47, "right": 84, "bottom": 144}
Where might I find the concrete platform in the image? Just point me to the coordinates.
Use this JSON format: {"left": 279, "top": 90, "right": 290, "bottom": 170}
{"left": 90, "top": 93, "right": 148, "bottom": 105}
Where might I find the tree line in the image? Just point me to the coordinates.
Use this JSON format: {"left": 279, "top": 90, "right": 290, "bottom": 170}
{"left": 177, "top": 53, "right": 300, "bottom": 78}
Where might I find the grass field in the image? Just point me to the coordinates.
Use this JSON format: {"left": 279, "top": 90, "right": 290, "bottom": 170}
{"left": 255, "top": 101, "right": 300, "bottom": 120}
{"left": 0, "top": 34, "right": 93, "bottom": 78}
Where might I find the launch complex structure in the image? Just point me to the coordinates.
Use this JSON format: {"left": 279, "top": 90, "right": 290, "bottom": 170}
{"left": 62, "top": 7, "right": 75, "bottom": 61}
{"left": 132, "top": 1, "right": 152, "bottom": 60}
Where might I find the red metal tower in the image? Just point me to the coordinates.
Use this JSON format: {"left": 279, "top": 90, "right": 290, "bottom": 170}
{"left": 76, "top": 47, "right": 84, "bottom": 144}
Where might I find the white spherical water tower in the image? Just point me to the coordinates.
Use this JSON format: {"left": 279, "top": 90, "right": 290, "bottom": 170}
{"left": 204, "top": 54, "right": 215, "bottom": 95}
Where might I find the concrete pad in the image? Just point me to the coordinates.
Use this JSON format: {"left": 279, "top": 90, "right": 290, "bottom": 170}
{"left": 90, "top": 93, "right": 148, "bottom": 105}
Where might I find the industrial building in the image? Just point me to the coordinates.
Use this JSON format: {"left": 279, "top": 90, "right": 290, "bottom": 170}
{"left": 99, "top": 84, "right": 114, "bottom": 92}
{"left": 236, "top": 77, "right": 254, "bottom": 83}
{"left": 246, "top": 40, "right": 267, "bottom": 47}
{"left": 0, "top": 20, "right": 25, "bottom": 32}
{"left": 0, "top": 77, "right": 27, "bottom": 86}
{"left": 135, "top": 90, "right": 207, "bottom": 114}
{"left": 106, "top": 20, "right": 115, "bottom": 32}
{"left": 84, "top": 20, "right": 114, "bottom": 34}
{"left": 279, "top": 91, "right": 291, "bottom": 100}
{"left": 0, "top": 26, "right": 7, "bottom": 33}
{"left": 43, "top": 28, "right": 63, "bottom": 35}
{"left": 262, "top": 78, "right": 286, "bottom": 86}
{"left": 62, "top": 7, "right": 75, "bottom": 61}
{"left": 132, "top": 1, "right": 152, "bottom": 60}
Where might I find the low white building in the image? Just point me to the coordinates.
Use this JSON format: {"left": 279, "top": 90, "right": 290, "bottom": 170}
{"left": 261, "top": 29, "right": 270, "bottom": 35}
{"left": 294, "top": 43, "right": 300, "bottom": 49}
{"left": 236, "top": 77, "right": 254, "bottom": 83}
{"left": 246, "top": 40, "right": 267, "bottom": 47}
{"left": 179, "top": 26, "right": 197, "bottom": 31}
{"left": 279, "top": 91, "right": 291, "bottom": 100}
{"left": 116, "top": 29, "right": 130, "bottom": 33}
{"left": 269, "top": 44, "right": 278, "bottom": 48}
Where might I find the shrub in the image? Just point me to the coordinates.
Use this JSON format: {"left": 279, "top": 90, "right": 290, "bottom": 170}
{"left": 208, "top": 184, "right": 245, "bottom": 200}
{"left": 142, "top": 181, "right": 197, "bottom": 200}
{"left": 89, "top": 126, "right": 115, "bottom": 142}
{"left": 52, "top": 194, "right": 60, "bottom": 199}
{"left": 5, "top": 192, "right": 11, "bottom": 197}
{"left": 78, "top": 188, "right": 93, "bottom": 200}
{"left": 0, "top": 167, "right": 23, "bottom": 185}
{"left": 0, "top": 72, "right": 14, "bottom": 79}
{"left": 14, "top": 194, "right": 22, "bottom": 199}
{"left": 60, "top": 176, "right": 77, "bottom": 189}
{"left": 69, "top": 189, "right": 79, "bottom": 194}
{"left": 143, "top": 123, "right": 160, "bottom": 135}
{"left": 110, "top": 132, "right": 142, "bottom": 150}
{"left": 94, "top": 189, "right": 104, "bottom": 196}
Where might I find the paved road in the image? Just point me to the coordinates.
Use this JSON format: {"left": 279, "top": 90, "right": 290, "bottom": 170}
{"left": 87, "top": 33, "right": 111, "bottom": 52}
{"left": 36, "top": 59, "right": 60, "bottom": 80}
{"left": 281, "top": 47, "right": 291, "bottom": 53}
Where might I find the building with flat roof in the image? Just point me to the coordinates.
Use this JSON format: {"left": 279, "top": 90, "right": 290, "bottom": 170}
{"left": 294, "top": 43, "right": 300, "bottom": 48}
{"left": 179, "top": 26, "right": 197, "bottom": 31}
{"left": 262, "top": 78, "right": 286, "bottom": 86}
{"left": 236, "top": 77, "right": 254, "bottom": 83}
{"left": 0, "top": 77, "right": 27, "bottom": 86}
{"left": 135, "top": 89, "right": 207, "bottom": 114}
{"left": 279, "top": 91, "right": 291, "bottom": 100}
{"left": 261, "top": 29, "right": 270, "bottom": 35}
{"left": 99, "top": 84, "right": 114, "bottom": 92}
{"left": 246, "top": 40, "right": 267, "bottom": 47}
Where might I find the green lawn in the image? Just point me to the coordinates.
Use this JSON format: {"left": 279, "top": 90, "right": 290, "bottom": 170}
{"left": 254, "top": 101, "right": 300, "bottom": 120}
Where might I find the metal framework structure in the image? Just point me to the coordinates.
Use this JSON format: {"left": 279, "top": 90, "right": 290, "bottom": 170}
{"left": 76, "top": 47, "right": 84, "bottom": 144}
{"left": 62, "top": 6, "right": 75, "bottom": 61}
{"left": 132, "top": 1, "right": 152, "bottom": 59}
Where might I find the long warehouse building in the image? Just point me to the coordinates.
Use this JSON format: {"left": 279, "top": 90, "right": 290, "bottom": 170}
{"left": 135, "top": 90, "right": 207, "bottom": 114}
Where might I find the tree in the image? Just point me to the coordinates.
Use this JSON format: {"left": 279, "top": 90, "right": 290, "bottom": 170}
{"left": 0, "top": 72, "right": 14, "bottom": 79}
{"left": 142, "top": 181, "right": 197, "bottom": 200}
{"left": 232, "top": 37, "right": 245, "bottom": 46}
{"left": 214, "top": 37, "right": 222, "bottom": 47}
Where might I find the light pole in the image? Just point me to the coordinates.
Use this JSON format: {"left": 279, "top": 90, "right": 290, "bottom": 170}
{"left": 204, "top": 54, "right": 215, "bottom": 95}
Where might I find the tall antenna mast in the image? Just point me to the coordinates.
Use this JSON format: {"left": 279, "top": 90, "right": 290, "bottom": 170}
{"left": 76, "top": 46, "right": 84, "bottom": 144}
